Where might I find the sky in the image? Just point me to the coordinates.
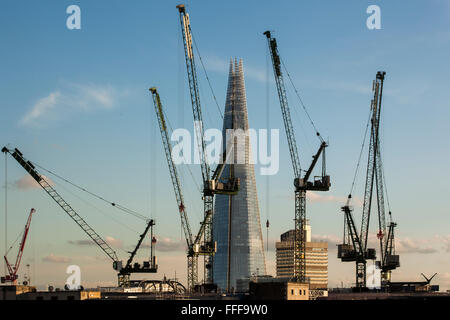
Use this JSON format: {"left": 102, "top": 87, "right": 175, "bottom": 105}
{"left": 0, "top": 0, "right": 449, "bottom": 291}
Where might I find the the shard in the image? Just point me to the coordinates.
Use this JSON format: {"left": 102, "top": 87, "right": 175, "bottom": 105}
{"left": 213, "top": 59, "right": 266, "bottom": 291}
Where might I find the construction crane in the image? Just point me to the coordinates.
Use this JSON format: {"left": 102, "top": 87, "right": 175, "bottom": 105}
{"left": 150, "top": 87, "right": 235, "bottom": 291}
{"left": 150, "top": 87, "right": 199, "bottom": 291}
{"left": 1, "top": 146, "right": 158, "bottom": 287}
{"left": 176, "top": 4, "right": 239, "bottom": 285}
{"left": 2, "top": 208, "right": 36, "bottom": 284}
{"left": 117, "top": 219, "right": 157, "bottom": 287}
{"left": 264, "top": 31, "right": 330, "bottom": 283}
{"left": 338, "top": 71, "right": 399, "bottom": 289}
{"left": 338, "top": 197, "right": 376, "bottom": 288}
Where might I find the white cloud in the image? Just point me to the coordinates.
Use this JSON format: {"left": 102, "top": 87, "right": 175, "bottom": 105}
{"left": 69, "top": 237, "right": 123, "bottom": 249}
{"left": 435, "top": 235, "right": 450, "bottom": 253}
{"left": 142, "top": 237, "right": 186, "bottom": 252}
{"left": 307, "top": 192, "right": 363, "bottom": 206}
{"left": 105, "top": 236, "right": 123, "bottom": 249}
{"left": 20, "top": 91, "right": 61, "bottom": 125}
{"left": 395, "top": 237, "right": 438, "bottom": 254}
{"left": 68, "top": 239, "right": 95, "bottom": 246}
{"left": 15, "top": 174, "right": 54, "bottom": 190}
{"left": 20, "top": 83, "right": 125, "bottom": 127}
{"left": 312, "top": 234, "right": 341, "bottom": 249}
{"left": 42, "top": 253, "right": 72, "bottom": 263}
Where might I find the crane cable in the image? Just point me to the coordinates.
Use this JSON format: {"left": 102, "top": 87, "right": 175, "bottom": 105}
{"left": 31, "top": 163, "right": 149, "bottom": 222}
{"left": 161, "top": 107, "right": 202, "bottom": 194}
{"left": 379, "top": 139, "right": 392, "bottom": 214}
{"left": 51, "top": 178, "right": 140, "bottom": 236}
{"left": 5, "top": 228, "right": 24, "bottom": 257}
{"left": 280, "top": 56, "right": 323, "bottom": 143}
{"left": 348, "top": 104, "right": 372, "bottom": 199}
{"left": 191, "top": 32, "right": 224, "bottom": 120}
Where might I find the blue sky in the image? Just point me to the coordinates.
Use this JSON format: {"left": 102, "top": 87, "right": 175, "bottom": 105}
{"left": 1, "top": 0, "right": 449, "bottom": 290}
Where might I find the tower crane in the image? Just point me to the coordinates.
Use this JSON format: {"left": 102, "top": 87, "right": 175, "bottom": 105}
{"left": 264, "top": 31, "right": 330, "bottom": 283}
{"left": 117, "top": 218, "right": 157, "bottom": 287}
{"left": 2, "top": 208, "right": 36, "bottom": 284}
{"left": 176, "top": 4, "right": 239, "bottom": 285}
{"left": 150, "top": 87, "right": 236, "bottom": 292}
{"left": 2, "top": 146, "right": 158, "bottom": 287}
{"left": 338, "top": 71, "right": 399, "bottom": 289}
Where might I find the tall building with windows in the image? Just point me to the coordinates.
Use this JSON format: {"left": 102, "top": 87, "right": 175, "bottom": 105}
{"left": 276, "top": 221, "right": 328, "bottom": 289}
{"left": 212, "top": 59, "right": 266, "bottom": 291}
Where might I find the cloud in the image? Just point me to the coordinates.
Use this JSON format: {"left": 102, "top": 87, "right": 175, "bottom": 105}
{"left": 392, "top": 237, "right": 438, "bottom": 254}
{"left": 20, "top": 92, "right": 61, "bottom": 125}
{"left": 19, "top": 83, "right": 126, "bottom": 127}
{"left": 141, "top": 237, "right": 186, "bottom": 252}
{"left": 14, "top": 174, "right": 54, "bottom": 190}
{"left": 266, "top": 234, "right": 341, "bottom": 252}
{"left": 311, "top": 234, "right": 341, "bottom": 249}
{"left": 69, "top": 236, "right": 123, "bottom": 249}
{"left": 68, "top": 239, "right": 95, "bottom": 246}
{"left": 301, "top": 231, "right": 444, "bottom": 255}
{"left": 436, "top": 235, "right": 450, "bottom": 253}
{"left": 307, "top": 192, "right": 363, "bottom": 206}
{"left": 349, "top": 233, "right": 440, "bottom": 255}
{"left": 42, "top": 253, "right": 72, "bottom": 263}
{"left": 105, "top": 236, "right": 123, "bottom": 249}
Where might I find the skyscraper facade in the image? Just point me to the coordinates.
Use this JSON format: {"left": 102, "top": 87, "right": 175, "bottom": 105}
{"left": 213, "top": 59, "right": 266, "bottom": 291}
{"left": 276, "top": 221, "right": 328, "bottom": 289}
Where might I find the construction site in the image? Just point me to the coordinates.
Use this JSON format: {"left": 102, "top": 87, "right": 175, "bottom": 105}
{"left": 1, "top": 3, "right": 449, "bottom": 301}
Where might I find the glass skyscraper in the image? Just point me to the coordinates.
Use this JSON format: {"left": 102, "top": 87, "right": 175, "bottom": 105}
{"left": 213, "top": 59, "right": 266, "bottom": 291}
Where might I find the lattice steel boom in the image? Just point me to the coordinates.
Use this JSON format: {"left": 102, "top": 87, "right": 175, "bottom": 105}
{"left": 177, "top": 4, "right": 239, "bottom": 286}
{"left": 1, "top": 147, "right": 119, "bottom": 265}
{"left": 264, "top": 31, "right": 330, "bottom": 283}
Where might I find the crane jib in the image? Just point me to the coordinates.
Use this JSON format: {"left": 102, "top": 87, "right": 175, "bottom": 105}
{"left": 2, "top": 146, "right": 120, "bottom": 265}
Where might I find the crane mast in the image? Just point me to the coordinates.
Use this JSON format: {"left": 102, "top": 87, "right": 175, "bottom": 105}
{"left": 338, "top": 71, "right": 399, "bottom": 289}
{"left": 176, "top": 4, "right": 239, "bottom": 285}
{"left": 151, "top": 87, "right": 223, "bottom": 291}
{"left": 177, "top": 4, "right": 214, "bottom": 284}
{"left": 360, "top": 71, "right": 398, "bottom": 285}
{"left": 150, "top": 87, "right": 197, "bottom": 291}
{"left": 3, "top": 208, "right": 36, "bottom": 284}
{"left": 361, "top": 71, "right": 386, "bottom": 254}
{"left": 264, "top": 31, "right": 330, "bottom": 283}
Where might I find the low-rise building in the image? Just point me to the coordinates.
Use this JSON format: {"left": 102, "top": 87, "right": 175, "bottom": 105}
{"left": 249, "top": 280, "right": 309, "bottom": 300}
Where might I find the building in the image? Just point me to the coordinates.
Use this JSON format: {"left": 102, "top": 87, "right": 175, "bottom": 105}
{"left": 249, "top": 280, "right": 309, "bottom": 300}
{"left": 276, "top": 221, "right": 328, "bottom": 289}
{"left": 213, "top": 59, "right": 266, "bottom": 291}
{"left": 0, "top": 285, "right": 100, "bottom": 300}
{"left": 0, "top": 285, "right": 35, "bottom": 300}
{"left": 236, "top": 275, "right": 273, "bottom": 293}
